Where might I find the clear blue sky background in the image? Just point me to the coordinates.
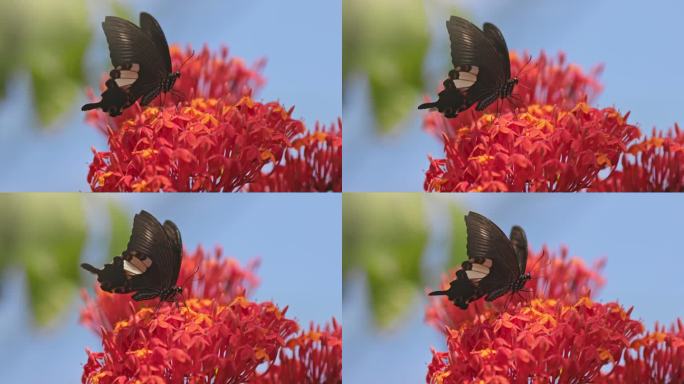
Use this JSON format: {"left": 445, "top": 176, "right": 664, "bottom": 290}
{"left": 345, "top": 194, "right": 684, "bottom": 383}
{"left": 0, "top": 194, "right": 341, "bottom": 382}
{"left": 344, "top": 0, "right": 684, "bottom": 191}
{"left": 0, "top": 0, "right": 341, "bottom": 191}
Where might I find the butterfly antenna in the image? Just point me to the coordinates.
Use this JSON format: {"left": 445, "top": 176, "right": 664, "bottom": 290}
{"left": 179, "top": 50, "right": 196, "bottom": 72}
{"left": 517, "top": 55, "right": 534, "bottom": 77}
{"left": 181, "top": 261, "right": 201, "bottom": 290}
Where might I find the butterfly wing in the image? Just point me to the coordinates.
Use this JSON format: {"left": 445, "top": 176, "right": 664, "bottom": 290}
{"left": 509, "top": 225, "right": 528, "bottom": 274}
{"left": 446, "top": 17, "right": 511, "bottom": 110}
{"left": 139, "top": 12, "right": 172, "bottom": 74}
{"left": 123, "top": 210, "right": 179, "bottom": 296}
{"left": 482, "top": 22, "right": 510, "bottom": 79}
{"left": 102, "top": 15, "right": 165, "bottom": 103}
{"left": 162, "top": 220, "right": 183, "bottom": 289}
{"left": 464, "top": 211, "right": 520, "bottom": 300}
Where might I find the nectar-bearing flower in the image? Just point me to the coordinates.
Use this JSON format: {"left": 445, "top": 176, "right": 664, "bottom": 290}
{"left": 426, "top": 246, "right": 606, "bottom": 333}
{"left": 80, "top": 246, "right": 259, "bottom": 332}
{"left": 80, "top": 246, "right": 342, "bottom": 383}
{"left": 422, "top": 51, "right": 684, "bottom": 192}
{"left": 85, "top": 45, "right": 342, "bottom": 192}
{"left": 590, "top": 125, "right": 684, "bottom": 191}
{"left": 248, "top": 120, "right": 343, "bottom": 192}
{"left": 426, "top": 298, "right": 644, "bottom": 384}
{"left": 424, "top": 102, "right": 639, "bottom": 192}
{"left": 426, "top": 246, "right": 684, "bottom": 383}
{"left": 256, "top": 319, "right": 343, "bottom": 383}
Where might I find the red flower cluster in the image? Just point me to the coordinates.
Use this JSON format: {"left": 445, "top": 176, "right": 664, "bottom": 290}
{"left": 256, "top": 319, "right": 343, "bottom": 383}
{"left": 426, "top": 246, "right": 605, "bottom": 332}
{"left": 85, "top": 46, "right": 342, "bottom": 192}
{"left": 426, "top": 298, "right": 644, "bottom": 384}
{"left": 80, "top": 246, "right": 259, "bottom": 332}
{"left": 426, "top": 246, "right": 684, "bottom": 383}
{"left": 248, "top": 120, "right": 343, "bottom": 192}
{"left": 80, "top": 247, "right": 342, "bottom": 383}
{"left": 422, "top": 51, "right": 682, "bottom": 192}
{"left": 424, "top": 103, "right": 639, "bottom": 192}
{"left": 591, "top": 125, "right": 684, "bottom": 191}
{"left": 601, "top": 319, "right": 684, "bottom": 383}
{"left": 82, "top": 297, "right": 299, "bottom": 384}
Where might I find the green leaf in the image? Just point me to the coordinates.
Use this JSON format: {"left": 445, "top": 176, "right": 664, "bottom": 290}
{"left": 343, "top": 0, "right": 430, "bottom": 133}
{"left": 448, "top": 203, "right": 467, "bottom": 268}
{"left": 108, "top": 202, "right": 131, "bottom": 258}
{"left": 343, "top": 193, "right": 429, "bottom": 328}
{"left": 0, "top": 194, "right": 86, "bottom": 327}
{"left": 0, "top": 0, "right": 91, "bottom": 127}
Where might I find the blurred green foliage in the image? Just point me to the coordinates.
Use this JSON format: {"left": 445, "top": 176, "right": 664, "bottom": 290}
{"left": 343, "top": 193, "right": 428, "bottom": 328}
{"left": 0, "top": 0, "right": 92, "bottom": 127}
{"left": 343, "top": 0, "right": 430, "bottom": 133}
{"left": 343, "top": 194, "right": 467, "bottom": 329}
{"left": 0, "top": 195, "right": 130, "bottom": 328}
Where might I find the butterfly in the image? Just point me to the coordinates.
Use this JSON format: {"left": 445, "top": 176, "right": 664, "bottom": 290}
{"left": 81, "top": 12, "right": 180, "bottom": 117}
{"left": 418, "top": 16, "right": 518, "bottom": 118}
{"left": 429, "top": 211, "right": 530, "bottom": 309}
{"left": 81, "top": 210, "right": 183, "bottom": 302}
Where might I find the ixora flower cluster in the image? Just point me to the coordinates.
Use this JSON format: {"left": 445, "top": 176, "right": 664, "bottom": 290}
{"left": 85, "top": 46, "right": 342, "bottom": 192}
{"left": 80, "top": 247, "right": 342, "bottom": 384}
{"left": 425, "top": 247, "right": 684, "bottom": 383}
{"left": 423, "top": 52, "right": 684, "bottom": 192}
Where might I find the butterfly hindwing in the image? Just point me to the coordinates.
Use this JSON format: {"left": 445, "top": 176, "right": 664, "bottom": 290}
{"left": 509, "top": 225, "right": 528, "bottom": 275}
{"left": 139, "top": 12, "right": 172, "bottom": 73}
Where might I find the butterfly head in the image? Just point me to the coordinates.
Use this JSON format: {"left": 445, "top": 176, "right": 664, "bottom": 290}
{"left": 162, "top": 285, "right": 183, "bottom": 302}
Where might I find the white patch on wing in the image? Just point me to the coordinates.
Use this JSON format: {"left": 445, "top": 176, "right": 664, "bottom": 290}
{"left": 114, "top": 63, "right": 139, "bottom": 88}
{"left": 123, "top": 257, "right": 152, "bottom": 276}
{"left": 466, "top": 270, "right": 488, "bottom": 280}
{"left": 453, "top": 65, "right": 479, "bottom": 89}
{"left": 470, "top": 263, "right": 490, "bottom": 275}
{"left": 115, "top": 78, "right": 137, "bottom": 87}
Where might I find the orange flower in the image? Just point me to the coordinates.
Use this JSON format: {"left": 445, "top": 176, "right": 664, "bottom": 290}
{"left": 85, "top": 45, "right": 342, "bottom": 192}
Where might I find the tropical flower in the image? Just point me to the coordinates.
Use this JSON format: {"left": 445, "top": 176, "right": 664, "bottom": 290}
{"left": 248, "top": 120, "right": 343, "bottom": 192}
{"left": 426, "top": 298, "right": 644, "bottom": 384}
{"left": 590, "top": 125, "right": 684, "bottom": 191}
{"left": 426, "top": 246, "right": 605, "bottom": 332}
{"left": 85, "top": 45, "right": 342, "bottom": 192}
{"left": 426, "top": 246, "right": 684, "bottom": 383}
{"left": 82, "top": 297, "right": 300, "bottom": 384}
{"left": 80, "top": 246, "right": 259, "bottom": 332}
{"left": 80, "top": 246, "right": 342, "bottom": 383}
{"left": 424, "top": 103, "right": 639, "bottom": 192}
{"left": 422, "top": 51, "right": 682, "bottom": 192}
{"left": 256, "top": 319, "right": 343, "bottom": 383}
{"left": 599, "top": 319, "right": 684, "bottom": 383}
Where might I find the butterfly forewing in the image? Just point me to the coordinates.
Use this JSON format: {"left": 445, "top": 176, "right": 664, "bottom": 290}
{"left": 447, "top": 17, "right": 504, "bottom": 87}
{"left": 482, "top": 22, "right": 510, "bottom": 78}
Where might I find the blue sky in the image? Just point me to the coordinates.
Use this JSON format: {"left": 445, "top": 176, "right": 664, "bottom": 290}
{"left": 0, "top": 194, "right": 341, "bottom": 382}
{"left": 0, "top": 0, "right": 341, "bottom": 191}
{"left": 344, "top": 0, "right": 684, "bottom": 191}
{"left": 345, "top": 193, "right": 684, "bottom": 383}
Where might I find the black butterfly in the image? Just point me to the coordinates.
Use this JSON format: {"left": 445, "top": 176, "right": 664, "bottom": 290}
{"left": 81, "top": 12, "right": 180, "bottom": 117}
{"left": 418, "top": 16, "right": 518, "bottom": 118}
{"left": 429, "top": 211, "right": 530, "bottom": 309}
{"left": 81, "top": 210, "right": 183, "bottom": 302}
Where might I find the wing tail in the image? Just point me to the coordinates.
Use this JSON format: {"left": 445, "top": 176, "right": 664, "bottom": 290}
{"left": 80, "top": 263, "right": 101, "bottom": 274}
{"left": 418, "top": 101, "right": 438, "bottom": 110}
